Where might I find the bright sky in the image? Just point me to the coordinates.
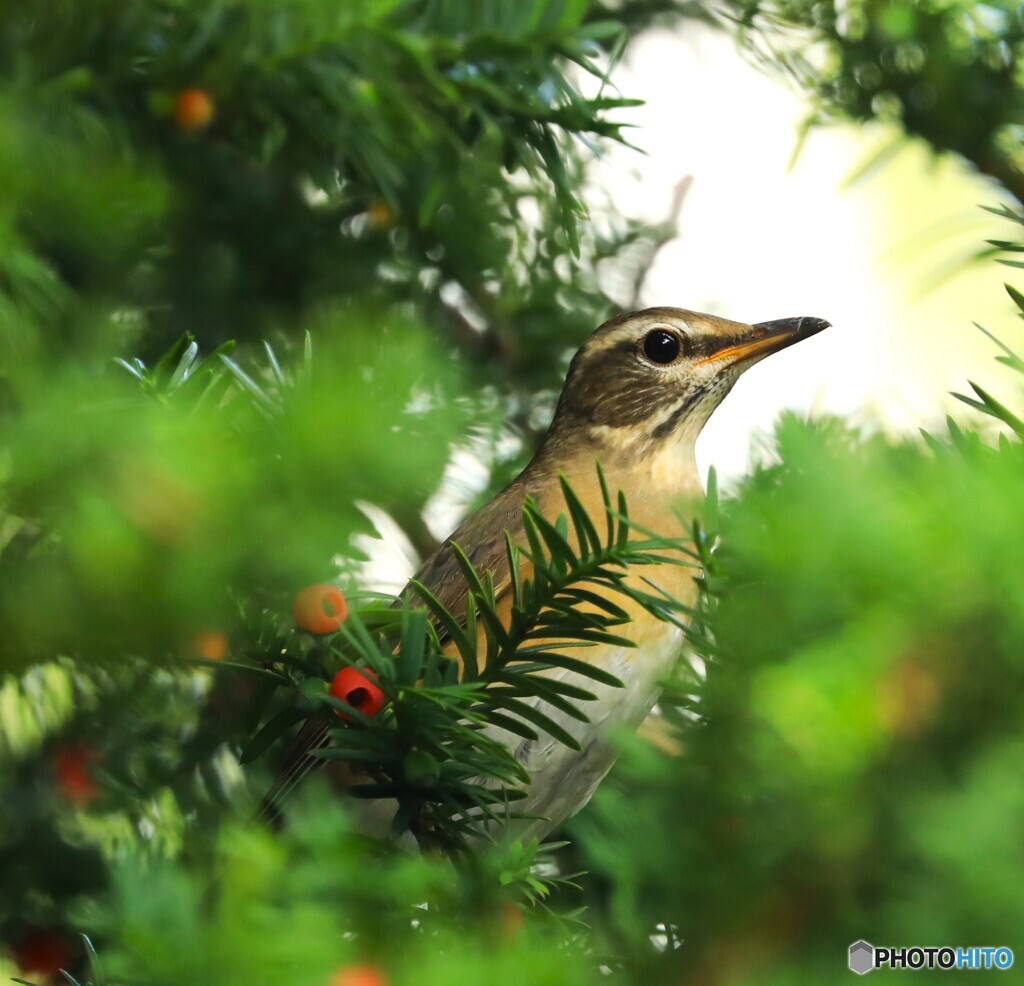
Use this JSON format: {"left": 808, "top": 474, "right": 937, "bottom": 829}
{"left": 356, "top": 23, "right": 1022, "bottom": 588}
{"left": 599, "top": 26, "right": 1021, "bottom": 483}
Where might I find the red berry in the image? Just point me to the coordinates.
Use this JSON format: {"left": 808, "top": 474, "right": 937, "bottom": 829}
{"left": 329, "top": 965, "right": 388, "bottom": 986}
{"left": 12, "top": 928, "right": 70, "bottom": 979}
{"left": 294, "top": 584, "right": 349, "bottom": 634}
{"left": 367, "top": 199, "right": 394, "bottom": 229}
{"left": 329, "top": 667, "right": 384, "bottom": 721}
{"left": 54, "top": 745, "right": 98, "bottom": 804}
{"left": 174, "top": 88, "right": 215, "bottom": 132}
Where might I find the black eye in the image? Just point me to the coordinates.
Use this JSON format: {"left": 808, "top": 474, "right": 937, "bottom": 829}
{"left": 642, "top": 329, "right": 681, "bottom": 365}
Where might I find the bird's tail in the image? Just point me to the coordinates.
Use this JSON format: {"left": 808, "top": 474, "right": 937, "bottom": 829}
{"left": 255, "top": 715, "right": 331, "bottom": 828}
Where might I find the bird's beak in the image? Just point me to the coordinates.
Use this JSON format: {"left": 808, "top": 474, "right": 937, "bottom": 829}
{"left": 694, "top": 316, "right": 830, "bottom": 368}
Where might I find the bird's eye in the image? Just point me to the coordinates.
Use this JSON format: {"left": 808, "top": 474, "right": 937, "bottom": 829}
{"left": 642, "top": 329, "right": 681, "bottom": 365}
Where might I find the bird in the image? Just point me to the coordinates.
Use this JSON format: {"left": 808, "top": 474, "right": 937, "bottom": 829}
{"left": 262, "top": 307, "right": 829, "bottom": 839}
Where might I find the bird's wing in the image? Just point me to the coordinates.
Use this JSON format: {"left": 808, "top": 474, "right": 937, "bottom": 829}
{"left": 400, "top": 488, "right": 527, "bottom": 646}
{"left": 257, "top": 485, "right": 530, "bottom": 825}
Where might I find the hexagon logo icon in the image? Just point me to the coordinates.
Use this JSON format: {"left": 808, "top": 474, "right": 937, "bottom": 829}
{"left": 849, "top": 940, "right": 875, "bottom": 975}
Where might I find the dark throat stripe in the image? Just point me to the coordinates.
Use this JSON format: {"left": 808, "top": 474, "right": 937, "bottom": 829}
{"left": 650, "top": 386, "right": 709, "bottom": 439}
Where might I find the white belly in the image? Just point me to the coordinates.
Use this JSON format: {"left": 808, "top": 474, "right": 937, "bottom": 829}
{"left": 488, "top": 620, "right": 685, "bottom": 839}
{"left": 345, "top": 622, "right": 686, "bottom": 844}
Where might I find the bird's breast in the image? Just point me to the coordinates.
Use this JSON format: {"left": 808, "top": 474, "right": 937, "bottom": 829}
{"left": 490, "top": 601, "right": 690, "bottom": 840}
{"left": 481, "top": 466, "right": 701, "bottom": 839}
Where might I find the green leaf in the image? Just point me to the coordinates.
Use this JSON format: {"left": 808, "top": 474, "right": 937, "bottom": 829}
{"left": 505, "top": 530, "right": 523, "bottom": 609}
{"left": 463, "top": 592, "right": 481, "bottom": 680}
{"left": 491, "top": 674, "right": 594, "bottom": 717}
{"left": 219, "top": 354, "right": 275, "bottom": 408}
{"left": 1005, "top": 283, "right": 1024, "bottom": 316}
{"left": 336, "top": 616, "right": 390, "bottom": 678}
{"left": 450, "top": 541, "right": 490, "bottom": 600}
{"left": 520, "top": 505, "right": 549, "bottom": 574}
{"left": 509, "top": 649, "right": 624, "bottom": 687}
{"left": 524, "top": 625, "right": 636, "bottom": 648}
{"left": 556, "top": 585, "right": 631, "bottom": 619}
{"left": 152, "top": 332, "right": 195, "bottom": 382}
{"left": 493, "top": 670, "right": 598, "bottom": 704}
{"left": 263, "top": 340, "right": 286, "bottom": 387}
{"left": 480, "top": 696, "right": 583, "bottom": 750}
{"left": 244, "top": 676, "right": 281, "bottom": 735}
{"left": 169, "top": 340, "right": 200, "bottom": 389}
{"left": 527, "top": 507, "right": 576, "bottom": 568}
{"left": 113, "top": 356, "right": 146, "bottom": 382}
{"left": 80, "top": 933, "right": 106, "bottom": 986}
{"left": 239, "top": 707, "right": 308, "bottom": 765}
{"left": 479, "top": 710, "right": 540, "bottom": 742}
{"left": 559, "top": 473, "right": 601, "bottom": 556}
{"left": 969, "top": 381, "right": 1024, "bottom": 437}
{"left": 396, "top": 608, "right": 429, "bottom": 685}
{"left": 410, "top": 578, "right": 477, "bottom": 671}
{"left": 616, "top": 490, "right": 630, "bottom": 548}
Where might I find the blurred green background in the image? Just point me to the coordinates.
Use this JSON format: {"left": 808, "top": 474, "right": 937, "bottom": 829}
{"left": 1, "top": 1, "right": 1023, "bottom": 984}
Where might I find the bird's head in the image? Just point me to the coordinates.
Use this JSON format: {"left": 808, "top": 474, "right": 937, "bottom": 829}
{"left": 545, "top": 306, "right": 829, "bottom": 466}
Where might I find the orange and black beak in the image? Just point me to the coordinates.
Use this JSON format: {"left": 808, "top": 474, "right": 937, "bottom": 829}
{"left": 695, "top": 316, "right": 830, "bottom": 369}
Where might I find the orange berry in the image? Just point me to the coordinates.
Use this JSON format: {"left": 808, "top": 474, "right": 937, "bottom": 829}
{"left": 192, "top": 631, "right": 229, "bottom": 661}
{"left": 329, "top": 964, "right": 388, "bottom": 986}
{"left": 293, "top": 583, "right": 349, "bottom": 634}
{"left": 174, "top": 88, "right": 215, "bottom": 132}
{"left": 330, "top": 667, "right": 384, "bottom": 721}
{"left": 367, "top": 199, "right": 394, "bottom": 229}
{"left": 501, "top": 901, "right": 524, "bottom": 938}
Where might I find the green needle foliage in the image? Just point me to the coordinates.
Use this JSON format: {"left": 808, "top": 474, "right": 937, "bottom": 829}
{"left": 240, "top": 469, "right": 693, "bottom": 850}
{"left": 0, "top": 0, "right": 685, "bottom": 385}
{"left": 5, "top": 1, "right": 1024, "bottom": 985}
{"left": 726, "top": 0, "right": 1024, "bottom": 205}
{"left": 569, "top": 212, "right": 1024, "bottom": 985}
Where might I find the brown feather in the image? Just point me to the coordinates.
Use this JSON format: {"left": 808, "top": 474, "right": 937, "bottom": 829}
{"left": 256, "top": 306, "right": 827, "bottom": 832}
{"left": 257, "top": 468, "right": 554, "bottom": 824}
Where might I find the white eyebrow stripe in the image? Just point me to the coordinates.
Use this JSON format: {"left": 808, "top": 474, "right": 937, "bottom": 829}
{"left": 592, "top": 319, "right": 690, "bottom": 353}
